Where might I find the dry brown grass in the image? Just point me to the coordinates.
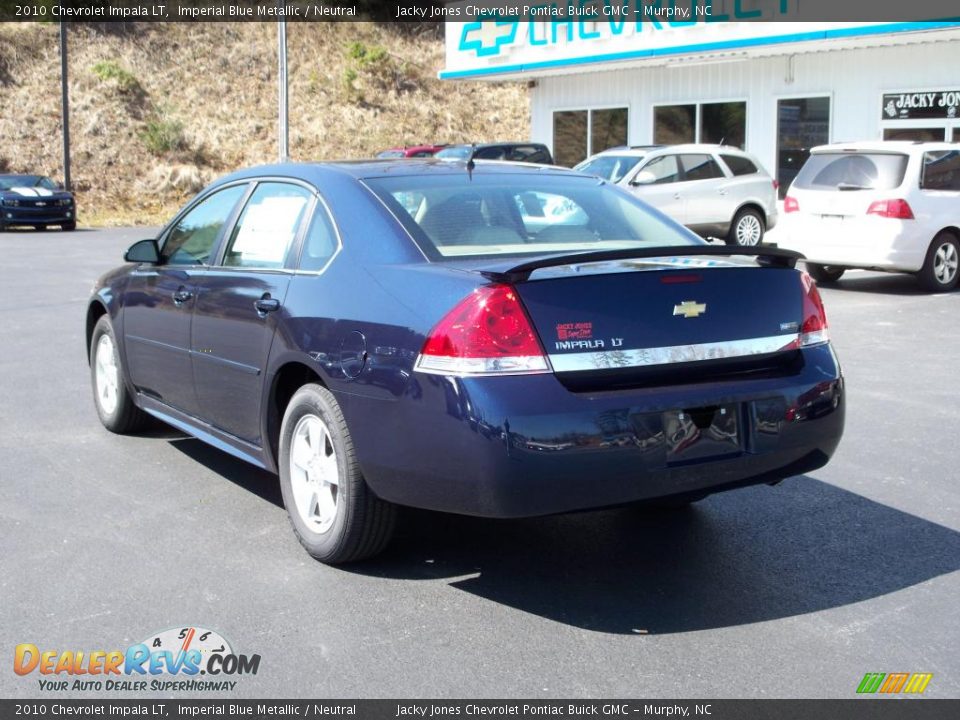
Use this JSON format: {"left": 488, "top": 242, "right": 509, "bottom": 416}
{"left": 0, "top": 22, "right": 529, "bottom": 227}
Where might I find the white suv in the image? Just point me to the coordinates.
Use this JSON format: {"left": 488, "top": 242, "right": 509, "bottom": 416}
{"left": 573, "top": 144, "right": 778, "bottom": 246}
{"left": 778, "top": 142, "right": 960, "bottom": 292}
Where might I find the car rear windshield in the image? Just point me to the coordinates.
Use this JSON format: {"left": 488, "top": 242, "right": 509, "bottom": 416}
{"left": 793, "top": 152, "right": 909, "bottom": 191}
{"left": 574, "top": 155, "right": 644, "bottom": 183}
{"left": 364, "top": 172, "right": 701, "bottom": 260}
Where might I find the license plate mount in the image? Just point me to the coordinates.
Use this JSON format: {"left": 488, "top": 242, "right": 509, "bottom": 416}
{"left": 663, "top": 404, "right": 742, "bottom": 464}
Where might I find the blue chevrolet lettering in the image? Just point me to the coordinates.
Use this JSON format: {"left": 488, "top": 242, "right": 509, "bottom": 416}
{"left": 86, "top": 160, "right": 844, "bottom": 563}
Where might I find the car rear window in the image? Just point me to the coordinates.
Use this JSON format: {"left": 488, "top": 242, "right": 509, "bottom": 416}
{"left": 364, "top": 173, "right": 700, "bottom": 259}
{"left": 574, "top": 155, "right": 643, "bottom": 183}
{"left": 720, "top": 154, "right": 759, "bottom": 176}
{"left": 793, "top": 152, "right": 909, "bottom": 191}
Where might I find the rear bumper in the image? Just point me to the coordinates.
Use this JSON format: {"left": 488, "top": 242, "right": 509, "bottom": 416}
{"left": 778, "top": 214, "right": 926, "bottom": 271}
{"left": 347, "top": 344, "right": 844, "bottom": 517}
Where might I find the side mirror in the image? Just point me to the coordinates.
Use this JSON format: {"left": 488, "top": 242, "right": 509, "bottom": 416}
{"left": 630, "top": 171, "right": 657, "bottom": 186}
{"left": 124, "top": 239, "right": 160, "bottom": 264}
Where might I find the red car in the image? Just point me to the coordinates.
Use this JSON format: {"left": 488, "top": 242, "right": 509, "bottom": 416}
{"left": 376, "top": 144, "right": 447, "bottom": 159}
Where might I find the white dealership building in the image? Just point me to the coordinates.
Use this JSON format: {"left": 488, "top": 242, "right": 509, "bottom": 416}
{"left": 441, "top": 6, "right": 960, "bottom": 193}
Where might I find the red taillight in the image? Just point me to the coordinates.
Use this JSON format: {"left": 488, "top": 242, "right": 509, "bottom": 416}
{"left": 416, "top": 284, "right": 550, "bottom": 376}
{"left": 799, "top": 272, "right": 829, "bottom": 347}
{"left": 783, "top": 196, "right": 799, "bottom": 213}
{"left": 866, "top": 199, "right": 914, "bottom": 219}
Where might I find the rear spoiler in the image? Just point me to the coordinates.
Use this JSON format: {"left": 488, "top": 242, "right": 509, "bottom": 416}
{"left": 480, "top": 245, "right": 805, "bottom": 283}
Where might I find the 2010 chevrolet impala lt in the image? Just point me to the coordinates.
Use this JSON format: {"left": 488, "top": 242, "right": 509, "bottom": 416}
{"left": 86, "top": 160, "right": 844, "bottom": 563}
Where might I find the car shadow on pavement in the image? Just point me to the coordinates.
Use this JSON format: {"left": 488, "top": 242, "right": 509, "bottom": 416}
{"left": 352, "top": 477, "right": 960, "bottom": 635}
{"left": 167, "top": 437, "right": 284, "bottom": 509}
{"left": 819, "top": 274, "right": 941, "bottom": 296}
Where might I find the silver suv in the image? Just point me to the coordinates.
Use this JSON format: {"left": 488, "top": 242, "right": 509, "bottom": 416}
{"left": 574, "top": 144, "right": 778, "bottom": 245}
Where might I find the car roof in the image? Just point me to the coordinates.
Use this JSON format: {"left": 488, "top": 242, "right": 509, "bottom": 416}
{"left": 810, "top": 141, "right": 958, "bottom": 154}
{"left": 213, "top": 159, "right": 576, "bottom": 186}
{"left": 587, "top": 143, "right": 748, "bottom": 159}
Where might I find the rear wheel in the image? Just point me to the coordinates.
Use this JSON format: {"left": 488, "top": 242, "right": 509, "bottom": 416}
{"left": 728, "top": 208, "right": 765, "bottom": 246}
{"left": 918, "top": 232, "right": 959, "bottom": 292}
{"left": 806, "top": 263, "right": 846, "bottom": 284}
{"left": 279, "top": 383, "right": 396, "bottom": 563}
{"left": 90, "top": 315, "right": 148, "bottom": 434}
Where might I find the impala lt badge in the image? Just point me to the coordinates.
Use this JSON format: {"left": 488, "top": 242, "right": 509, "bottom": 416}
{"left": 673, "top": 301, "right": 707, "bottom": 318}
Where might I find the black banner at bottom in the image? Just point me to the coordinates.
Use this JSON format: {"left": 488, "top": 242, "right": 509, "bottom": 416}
{"left": 1, "top": 700, "right": 958, "bottom": 720}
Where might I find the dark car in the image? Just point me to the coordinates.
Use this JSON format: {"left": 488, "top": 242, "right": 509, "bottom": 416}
{"left": 86, "top": 159, "right": 844, "bottom": 563}
{"left": 376, "top": 144, "right": 447, "bottom": 159}
{"left": 0, "top": 174, "right": 76, "bottom": 231}
{"left": 435, "top": 142, "right": 554, "bottom": 164}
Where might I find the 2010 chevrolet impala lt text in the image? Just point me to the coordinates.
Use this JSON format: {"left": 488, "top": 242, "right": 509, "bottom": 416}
{"left": 85, "top": 160, "right": 844, "bottom": 563}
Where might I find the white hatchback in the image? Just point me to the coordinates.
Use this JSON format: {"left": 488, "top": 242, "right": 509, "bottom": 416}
{"left": 573, "top": 144, "right": 779, "bottom": 246}
{"left": 778, "top": 142, "right": 960, "bottom": 291}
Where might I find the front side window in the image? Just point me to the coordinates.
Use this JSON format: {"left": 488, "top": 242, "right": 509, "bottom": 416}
{"left": 366, "top": 173, "right": 699, "bottom": 259}
{"left": 162, "top": 184, "right": 247, "bottom": 266}
{"left": 642, "top": 155, "right": 681, "bottom": 184}
{"left": 680, "top": 154, "right": 724, "bottom": 182}
{"left": 921, "top": 151, "right": 960, "bottom": 191}
{"left": 222, "top": 183, "right": 313, "bottom": 269}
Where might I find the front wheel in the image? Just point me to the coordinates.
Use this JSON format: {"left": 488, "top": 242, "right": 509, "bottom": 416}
{"left": 918, "top": 232, "right": 959, "bottom": 292}
{"left": 279, "top": 383, "right": 396, "bottom": 563}
{"left": 728, "top": 208, "right": 765, "bottom": 246}
{"left": 806, "top": 263, "right": 846, "bottom": 284}
{"left": 62, "top": 221, "right": 76, "bottom": 231}
{"left": 90, "top": 315, "right": 147, "bottom": 433}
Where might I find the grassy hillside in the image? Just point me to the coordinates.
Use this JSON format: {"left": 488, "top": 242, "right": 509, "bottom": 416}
{"left": 0, "top": 22, "right": 528, "bottom": 226}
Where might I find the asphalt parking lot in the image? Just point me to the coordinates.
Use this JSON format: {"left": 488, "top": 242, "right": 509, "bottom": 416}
{"left": 1, "top": 226, "right": 958, "bottom": 699}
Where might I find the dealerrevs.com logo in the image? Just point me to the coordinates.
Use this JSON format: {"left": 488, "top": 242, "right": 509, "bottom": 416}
{"left": 14, "top": 626, "right": 261, "bottom": 692}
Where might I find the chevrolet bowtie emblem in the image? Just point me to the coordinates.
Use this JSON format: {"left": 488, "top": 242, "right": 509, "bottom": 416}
{"left": 673, "top": 301, "right": 707, "bottom": 318}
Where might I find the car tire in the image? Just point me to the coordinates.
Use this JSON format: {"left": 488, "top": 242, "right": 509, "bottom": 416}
{"left": 62, "top": 221, "right": 76, "bottom": 231}
{"left": 806, "top": 263, "right": 846, "bottom": 284}
{"left": 90, "top": 315, "right": 148, "bottom": 434}
{"left": 728, "top": 208, "right": 765, "bottom": 246}
{"left": 918, "top": 231, "right": 960, "bottom": 292}
{"left": 279, "top": 383, "right": 396, "bottom": 564}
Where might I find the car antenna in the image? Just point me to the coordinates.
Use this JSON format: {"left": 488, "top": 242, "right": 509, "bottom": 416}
{"left": 466, "top": 143, "right": 476, "bottom": 179}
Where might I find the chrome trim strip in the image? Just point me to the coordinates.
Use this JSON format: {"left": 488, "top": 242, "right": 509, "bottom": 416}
{"left": 549, "top": 334, "right": 797, "bottom": 373}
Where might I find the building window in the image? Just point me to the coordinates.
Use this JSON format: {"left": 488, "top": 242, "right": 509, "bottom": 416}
{"left": 777, "top": 96, "right": 830, "bottom": 198}
{"left": 553, "top": 107, "right": 628, "bottom": 167}
{"left": 654, "top": 102, "right": 746, "bottom": 148}
{"left": 591, "top": 108, "right": 629, "bottom": 158}
{"left": 920, "top": 150, "right": 960, "bottom": 191}
{"left": 701, "top": 102, "right": 746, "bottom": 147}
{"left": 883, "top": 127, "right": 946, "bottom": 142}
{"left": 654, "top": 105, "right": 695, "bottom": 144}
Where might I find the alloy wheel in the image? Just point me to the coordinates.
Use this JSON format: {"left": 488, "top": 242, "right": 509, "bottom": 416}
{"left": 289, "top": 415, "right": 340, "bottom": 533}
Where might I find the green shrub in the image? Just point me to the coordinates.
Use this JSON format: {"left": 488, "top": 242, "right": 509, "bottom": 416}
{"left": 141, "top": 118, "right": 186, "bottom": 156}
{"left": 91, "top": 60, "right": 141, "bottom": 94}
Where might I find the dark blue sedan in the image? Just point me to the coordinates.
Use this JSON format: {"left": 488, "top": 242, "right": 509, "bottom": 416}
{"left": 86, "top": 160, "right": 844, "bottom": 563}
{"left": 0, "top": 174, "right": 76, "bottom": 231}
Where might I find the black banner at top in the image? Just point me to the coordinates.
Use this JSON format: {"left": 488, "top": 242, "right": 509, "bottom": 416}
{"left": 3, "top": 0, "right": 960, "bottom": 23}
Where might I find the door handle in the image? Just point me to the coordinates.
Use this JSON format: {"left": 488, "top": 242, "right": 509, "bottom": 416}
{"left": 673, "top": 193, "right": 682, "bottom": 200}
{"left": 172, "top": 288, "right": 193, "bottom": 305}
{"left": 255, "top": 296, "right": 281, "bottom": 314}
{"left": 718, "top": 188, "right": 728, "bottom": 195}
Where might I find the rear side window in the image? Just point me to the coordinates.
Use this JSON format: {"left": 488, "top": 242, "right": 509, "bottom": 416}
{"left": 720, "top": 154, "right": 759, "bottom": 176}
{"left": 299, "top": 206, "right": 339, "bottom": 272}
{"left": 680, "top": 154, "right": 724, "bottom": 181}
{"left": 222, "top": 183, "right": 312, "bottom": 269}
{"left": 793, "top": 153, "right": 908, "bottom": 191}
{"left": 921, "top": 151, "right": 960, "bottom": 191}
